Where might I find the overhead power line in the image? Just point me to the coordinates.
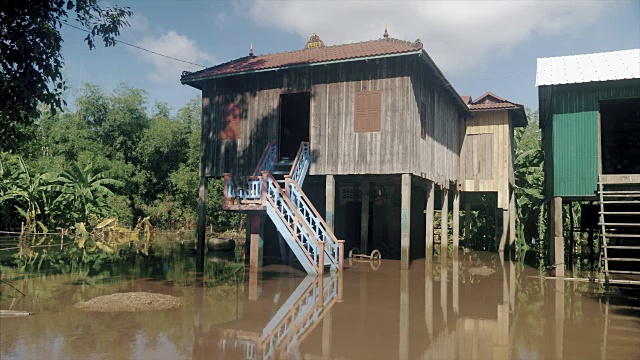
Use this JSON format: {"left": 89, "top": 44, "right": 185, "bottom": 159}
{"left": 61, "top": 21, "right": 208, "bottom": 68}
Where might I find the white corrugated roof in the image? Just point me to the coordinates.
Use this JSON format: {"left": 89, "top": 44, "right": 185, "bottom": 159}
{"left": 536, "top": 49, "right": 640, "bottom": 86}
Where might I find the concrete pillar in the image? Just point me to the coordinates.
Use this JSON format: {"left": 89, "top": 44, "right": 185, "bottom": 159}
{"left": 249, "top": 214, "right": 264, "bottom": 268}
{"left": 196, "top": 176, "right": 207, "bottom": 273}
{"left": 551, "top": 197, "right": 565, "bottom": 277}
{"left": 453, "top": 188, "right": 460, "bottom": 252}
{"left": 509, "top": 189, "right": 516, "bottom": 252}
{"left": 465, "top": 201, "right": 471, "bottom": 246}
{"left": 401, "top": 174, "right": 411, "bottom": 270}
{"left": 399, "top": 269, "right": 410, "bottom": 360}
{"left": 440, "top": 188, "right": 449, "bottom": 257}
{"left": 361, "top": 182, "right": 370, "bottom": 254}
{"left": 248, "top": 214, "right": 263, "bottom": 301}
{"left": 326, "top": 175, "right": 335, "bottom": 231}
{"left": 425, "top": 180, "right": 435, "bottom": 262}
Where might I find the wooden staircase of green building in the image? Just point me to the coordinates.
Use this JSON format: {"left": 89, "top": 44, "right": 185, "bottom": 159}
{"left": 223, "top": 142, "right": 344, "bottom": 275}
{"left": 598, "top": 175, "right": 640, "bottom": 285}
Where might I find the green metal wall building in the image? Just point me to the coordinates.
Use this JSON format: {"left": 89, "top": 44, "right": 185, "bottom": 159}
{"left": 536, "top": 49, "right": 640, "bottom": 279}
{"left": 539, "top": 79, "right": 640, "bottom": 200}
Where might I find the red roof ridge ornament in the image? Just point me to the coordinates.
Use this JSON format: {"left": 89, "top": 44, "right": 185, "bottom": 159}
{"left": 249, "top": 42, "right": 254, "bottom": 56}
{"left": 383, "top": 23, "right": 389, "bottom": 38}
{"left": 306, "top": 33, "right": 325, "bottom": 49}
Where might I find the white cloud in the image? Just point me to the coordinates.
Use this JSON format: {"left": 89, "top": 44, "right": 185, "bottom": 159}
{"left": 136, "top": 31, "right": 215, "bottom": 84}
{"left": 126, "top": 13, "right": 149, "bottom": 34}
{"left": 247, "top": 0, "right": 613, "bottom": 75}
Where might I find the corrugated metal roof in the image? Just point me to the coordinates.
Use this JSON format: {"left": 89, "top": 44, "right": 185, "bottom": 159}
{"left": 536, "top": 49, "right": 640, "bottom": 86}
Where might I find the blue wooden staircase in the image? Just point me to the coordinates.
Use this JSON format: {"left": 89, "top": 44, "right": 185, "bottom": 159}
{"left": 222, "top": 142, "right": 344, "bottom": 275}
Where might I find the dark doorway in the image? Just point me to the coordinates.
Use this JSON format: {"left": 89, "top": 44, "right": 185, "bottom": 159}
{"left": 601, "top": 98, "right": 640, "bottom": 174}
{"left": 279, "top": 92, "right": 311, "bottom": 160}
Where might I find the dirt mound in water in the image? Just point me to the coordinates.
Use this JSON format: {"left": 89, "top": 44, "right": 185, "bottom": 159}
{"left": 468, "top": 266, "right": 496, "bottom": 276}
{"left": 74, "top": 292, "right": 184, "bottom": 312}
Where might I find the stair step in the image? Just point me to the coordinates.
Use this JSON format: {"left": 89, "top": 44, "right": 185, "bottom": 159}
{"left": 605, "top": 245, "right": 640, "bottom": 249}
{"left": 601, "top": 190, "right": 640, "bottom": 194}
{"left": 600, "top": 212, "right": 640, "bottom": 215}
{"left": 602, "top": 200, "right": 640, "bottom": 204}
{"left": 602, "top": 194, "right": 640, "bottom": 198}
{"left": 606, "top": 270, "right": 640, "bottom": 274}
{"left": 600, "top": 222, "right": 640, "bottom": 226}
{"left": 603, "top": 233, "right": 640, "bottom": 238}
{"left": 272, "top": 171, "right": 291, "bottom": 175}
{"left": 604, "top": 258, "right": 640, "bottom": 261}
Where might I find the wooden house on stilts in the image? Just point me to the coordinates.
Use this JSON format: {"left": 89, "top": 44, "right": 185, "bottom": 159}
{"left": 536, "top": 49, "right": 640, "bottom": 284}
{"left": 181, "top": 31, "right": 524, "bottom": 274}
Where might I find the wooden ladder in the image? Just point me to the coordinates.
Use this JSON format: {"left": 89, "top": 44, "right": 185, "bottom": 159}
{"left": 598, "top": 175, "right": 640, "bottom": 286}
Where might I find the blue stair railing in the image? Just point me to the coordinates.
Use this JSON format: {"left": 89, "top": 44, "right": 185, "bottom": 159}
{"left": 289, "top": 142, "right": 311, "bottom": 186}
{"left": 263, "top": 172, "right": 325, "bottom": 275}
{"left": 222, "top": 141, "right": 344, "bottom": 274}
{"left": 286, "top": 178, "right": 341, "bottom": 271}
{"left": 223, "top": 143, "right": 276, "bottom": 206}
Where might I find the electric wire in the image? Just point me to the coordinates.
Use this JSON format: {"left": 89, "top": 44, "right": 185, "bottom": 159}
{"left": 61, "top": 21, "right": 208, "bottom": 68}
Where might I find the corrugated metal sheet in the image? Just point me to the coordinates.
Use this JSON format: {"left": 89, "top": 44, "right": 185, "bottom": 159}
{"left": 543, "top": 79, "right": 640, "bottom": 198}
{"left": 536, "top": 49, "right": 640, "bottom": 86}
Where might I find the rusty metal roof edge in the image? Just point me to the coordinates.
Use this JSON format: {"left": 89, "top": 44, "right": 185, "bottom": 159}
{"left": 180, "top": 49, "right": 423, "bottom": 85}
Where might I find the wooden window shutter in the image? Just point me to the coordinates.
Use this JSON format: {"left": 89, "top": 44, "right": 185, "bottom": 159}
{"left": 354, "top": 90, "right": 382, "bottom": 132}
{"left": 220, "top": 102, "right": 242, "bottom": 141}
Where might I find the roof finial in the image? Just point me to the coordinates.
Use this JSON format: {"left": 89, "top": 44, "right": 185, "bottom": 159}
{"left": 249, "top": 42, "right": 254, "bottom": 56}
{"left": 383, "top": 23, "right": 389, "bottom": 38}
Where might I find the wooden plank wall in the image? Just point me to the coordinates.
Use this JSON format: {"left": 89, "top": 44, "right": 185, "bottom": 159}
{"left": 460, "top": 110, "right": 512, "bottom": 208}
{"left": 200, "top": 56, "right": 465, "bottom": 188}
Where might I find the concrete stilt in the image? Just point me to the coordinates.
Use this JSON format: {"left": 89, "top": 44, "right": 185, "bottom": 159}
{"left": 196, "top": 176, "right": 207, "bottom": 273}
{"left": 401, "top": 174, "right": 411, "bottom": 269}
{"left": 440, "top": 188, "right": 449, "bottom": 258}
{"left": 248, "top": 214, "right": 263, "bottom": 301}
{"left": 453, "top": 188, "right": 460, "bottom": 252}
{"left": 509, "top": 189, "right": 516, "bottom": 252}
{"left": 361, "top": 182, "right": 370, "bottom": 254}
{"left": 425, "top": 180, "right": 435, "bottom": 262}
{"left": 326, "top": 175, "right": 335, "bottom": 231}
{"left": 552, "top": 197, "right": 565, "bottom": 277}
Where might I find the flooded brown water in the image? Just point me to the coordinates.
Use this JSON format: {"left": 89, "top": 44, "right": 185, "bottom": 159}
{"left": 1, "top": 243, "right": 640, "bottom": 360}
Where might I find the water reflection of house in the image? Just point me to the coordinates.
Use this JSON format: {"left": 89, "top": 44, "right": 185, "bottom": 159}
{"left": 198, "top": 274, "right": 342, "bottom": 360}
{"left": 181, "top": 29, "right": 524, "bottom": 274}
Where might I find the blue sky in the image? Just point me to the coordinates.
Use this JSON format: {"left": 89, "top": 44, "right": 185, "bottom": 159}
{"left": 60, "top": 0, "right": 640, "bottom": 114}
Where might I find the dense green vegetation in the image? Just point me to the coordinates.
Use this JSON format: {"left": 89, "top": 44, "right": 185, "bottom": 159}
{"left": 1, "top": 0, "right": 132, "bottom": 151}
{"left": 1, "top": 83, "right": 239, "bottom": 231}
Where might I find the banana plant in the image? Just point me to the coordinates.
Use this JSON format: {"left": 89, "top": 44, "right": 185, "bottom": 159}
{"left": 49, "top": 162, "right": 123, "bottom": 224}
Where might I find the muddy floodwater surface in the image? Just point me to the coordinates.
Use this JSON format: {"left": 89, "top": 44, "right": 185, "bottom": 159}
{"left": 1, "top": 238, "right": 639, "bottom": 360}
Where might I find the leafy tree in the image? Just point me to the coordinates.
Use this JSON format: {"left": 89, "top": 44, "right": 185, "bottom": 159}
{"left": 0, "top": 0, "right": 132, "bottom": 152}
{"left": 513, "top": 110, "right": 545, "bottom": 256}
